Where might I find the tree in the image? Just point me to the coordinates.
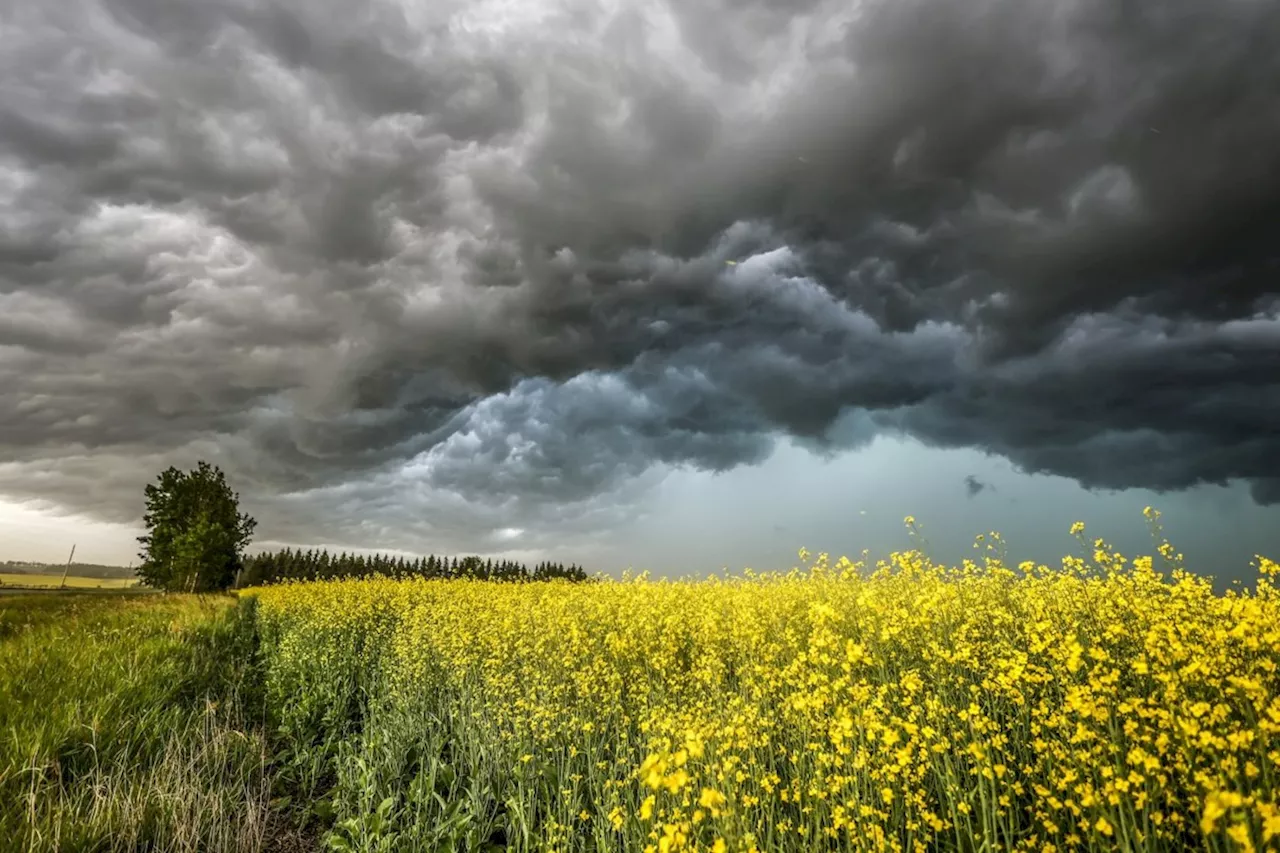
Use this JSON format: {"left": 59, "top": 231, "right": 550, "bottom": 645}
{"left": 137, "top": 461, "right": 257, "bottom": 592}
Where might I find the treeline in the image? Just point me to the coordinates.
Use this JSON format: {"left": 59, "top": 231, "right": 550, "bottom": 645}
{"left": 1, "top": 560, "right": 134, "bottom": 579}
{"left": 237, "top": 548, "right": 590, "bottom": 587}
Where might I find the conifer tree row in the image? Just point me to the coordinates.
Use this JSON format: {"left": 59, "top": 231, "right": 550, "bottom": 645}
{"left": 237, "top": 549, "right": 589, "bottom": 586}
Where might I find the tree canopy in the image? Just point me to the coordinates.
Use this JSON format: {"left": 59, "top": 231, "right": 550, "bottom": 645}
{"left": 238, "top": 548, "right": 590, "bottom": 586}
{"left": 137, "top": 461, "right": 256, "bottom": 592}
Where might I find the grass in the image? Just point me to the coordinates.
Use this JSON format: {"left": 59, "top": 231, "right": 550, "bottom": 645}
{"left": 0, "top": 572, "right": 141, "bottom": 589}
{"left": 0, "top": 593, "right": 289, "bottom": 853}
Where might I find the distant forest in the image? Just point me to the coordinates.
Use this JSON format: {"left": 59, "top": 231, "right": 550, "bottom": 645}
{"left": 238, "top": 548, "right": 590, "bottom": 587}
{"left": 1, "top": 560, "right": 134, "bottom": 579}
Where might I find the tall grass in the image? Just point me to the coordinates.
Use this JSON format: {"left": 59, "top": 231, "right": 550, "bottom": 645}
{"left": 0, "top": 593, "right": 282, "bottom": 853}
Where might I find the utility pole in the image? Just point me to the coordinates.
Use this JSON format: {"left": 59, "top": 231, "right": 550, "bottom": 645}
{"left": 59, "top": 544, "right": 76, "bottom": 589}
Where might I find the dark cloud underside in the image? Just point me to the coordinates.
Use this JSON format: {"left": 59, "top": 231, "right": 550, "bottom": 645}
{"left": 0, "top": 0, "right": 1277, "bottom": 544}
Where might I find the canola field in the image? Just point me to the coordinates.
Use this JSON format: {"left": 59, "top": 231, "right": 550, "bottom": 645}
{"left": 247, "top": 523, "right": 1280, "bottom": 853}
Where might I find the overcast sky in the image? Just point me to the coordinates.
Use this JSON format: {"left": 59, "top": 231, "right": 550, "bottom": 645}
{"left": 1, "top": 0, "right": 1278, "bottom": 583}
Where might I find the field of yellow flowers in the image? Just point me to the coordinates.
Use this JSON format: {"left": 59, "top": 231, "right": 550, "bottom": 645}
{"left": 247, "top": 516, "right": 1280, "bottom": 853}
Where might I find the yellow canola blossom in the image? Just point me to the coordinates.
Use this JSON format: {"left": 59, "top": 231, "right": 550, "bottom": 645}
{"left": 245, "top": 536, "right": 1280, "bottom": 852}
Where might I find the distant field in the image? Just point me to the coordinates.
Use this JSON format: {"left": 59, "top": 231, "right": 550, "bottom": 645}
{"left": 0, "top": 572, "right": 140, "bottom": 589}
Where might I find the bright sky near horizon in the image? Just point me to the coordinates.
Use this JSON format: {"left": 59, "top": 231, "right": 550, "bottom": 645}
{"left": 5, "top": 437, "right": 1276, "bottom": 588}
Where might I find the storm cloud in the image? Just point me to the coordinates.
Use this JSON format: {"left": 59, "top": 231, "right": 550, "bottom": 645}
{"left": 964, "top": 475, "right": 988, "bottom": 498}
{"left": 1, "top": 0, "right": 1278, "bottom": 547}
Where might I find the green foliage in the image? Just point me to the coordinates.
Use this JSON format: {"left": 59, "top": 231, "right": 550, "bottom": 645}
{"left": 239, "top": 548, "right": 588, "bottom": 587}
{"left": 137, "top": 462, "right": 257, "bottom": 592}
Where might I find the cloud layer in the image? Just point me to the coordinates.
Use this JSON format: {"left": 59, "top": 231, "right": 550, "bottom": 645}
{"left": 2, "top": 0, "right": 1278, "bottom": 546}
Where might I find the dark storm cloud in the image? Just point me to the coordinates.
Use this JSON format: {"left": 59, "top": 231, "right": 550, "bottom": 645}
{"left": 1, "top": 0, "right": 1278, "bottom": 547}
{"left": 964, "top": 476, "right": 988, "bottom": 498}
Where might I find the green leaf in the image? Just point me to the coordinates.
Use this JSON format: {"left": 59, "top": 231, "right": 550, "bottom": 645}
{"left": 324, "top": 833, "right": 352, "bottom": 853}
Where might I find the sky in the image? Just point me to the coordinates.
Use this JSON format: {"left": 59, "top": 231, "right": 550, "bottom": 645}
{"left": 1, "top": 0, "right": 1278, "bottom": 582}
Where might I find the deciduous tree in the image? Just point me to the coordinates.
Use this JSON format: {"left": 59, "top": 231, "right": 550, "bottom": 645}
{"left": 137, "top": 462, "right": 256, "bottom": 591}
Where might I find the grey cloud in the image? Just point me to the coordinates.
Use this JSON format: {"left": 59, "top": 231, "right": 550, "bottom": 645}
{"left": 892, "top": 309, "right": 1280, "bottom": 499}
{"left": 1, "top": 0, "right": 1278, "bottom": 551}
{"left": 964, "top": 475, "right": 988, "bottom": 498}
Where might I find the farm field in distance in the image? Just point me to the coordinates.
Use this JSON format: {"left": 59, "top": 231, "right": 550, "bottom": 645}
{"left": 0, "top": 572, "right": 141, "bottom": 589}
{"left": 0, "top": 560, "right": 141, "bottom": 591}
{"left": 3, "top": 521, "right": 1279, "bottom": 852}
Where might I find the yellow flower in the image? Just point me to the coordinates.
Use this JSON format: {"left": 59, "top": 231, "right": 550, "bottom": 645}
{"left": 698, "top": 788, "right": 727, "bottom": 814}
{"left": 664, "top": 768, "right": 690, "bottom": 793}
{"left": 640, "top": 795, "right": 656, "bottom": 821}
{"left": 1227, "top": 823, "right": 1254, "bottom": 852}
